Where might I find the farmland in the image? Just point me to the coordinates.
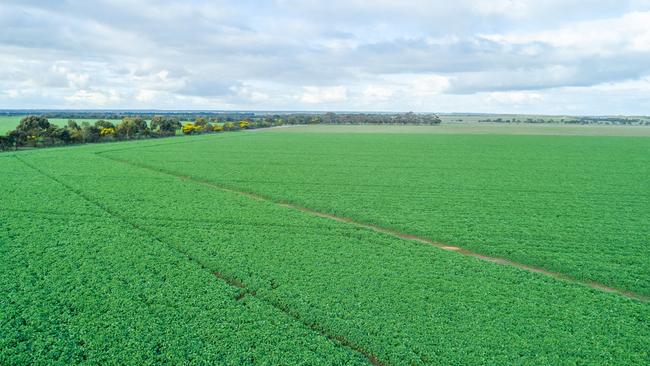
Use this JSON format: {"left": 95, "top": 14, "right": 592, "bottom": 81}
{"left": 2, "top": 125, "right": 650, "bottom": 364}
{"left": 108, "top": 125, "right": 650, "bottom": 296}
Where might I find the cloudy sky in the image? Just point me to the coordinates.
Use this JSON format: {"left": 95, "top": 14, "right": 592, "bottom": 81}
{"left": 2, "top": 0, "right": 650, "bottom": 114}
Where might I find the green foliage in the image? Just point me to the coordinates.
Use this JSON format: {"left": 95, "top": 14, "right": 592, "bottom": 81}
{"left": 3, "top": 131, "right": 648, "bottom": 364}
{"left": 95, "top": 119, "right": 116, "bottom": 129}
{"left": 100, "top": 127, "right": 116, "bottom": 138}
{"left": 181, "top": 123, "right": 198, "bottom": 135}
{"left": 194, "top": 117, "right": 208, "bottom": 127}
{"left": 191, "top": 117, "right": 213, "bottom": 133}
{"left": 80, "top": 123, "right": 101, "bottom": 143}
{"left": 9, "top": 116, "right": 73, "bottom": 147}
{"left": 116, "top": 117, "right": 149, "bottom": 139}
{"left": 150, "top": 115, "right": 181, "bottom": 136}
{"left": 222, "top": 122, "right": 239, "bottom": 131}
{"left": 67, "top": 119, "right": 80, "bottom": 130}
{"left": 16, "top": 115, "right": 51, "bottom": 132}
{"left": 0, "top": 135, "right": 14, "bottom": 150}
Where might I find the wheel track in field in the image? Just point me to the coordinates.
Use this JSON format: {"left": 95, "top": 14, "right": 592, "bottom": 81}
{"left": 14, "top": 155, "right": 384, "bottom": 366}
{"left": 96, "top": 151, "right": 650, "bottom": 303}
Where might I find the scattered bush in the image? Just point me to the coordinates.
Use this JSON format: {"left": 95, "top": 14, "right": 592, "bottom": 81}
{"left": 182, "top": 123, "right": 197, "bottom": 135}
{"left": 100, "top": 127, "right": 116, "bottom": 137}
{"left": 222, "top": 122, "right": 238, "bottom": 131}
{"left": 0, "top": 135, "right": 14, "bottom": 151}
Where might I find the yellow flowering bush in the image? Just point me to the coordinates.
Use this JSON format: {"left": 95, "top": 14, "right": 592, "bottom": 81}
{"left": 100, "top": 127, "right": 116, "bottom": 137}
{"left": 182, "top": 123, "right": 197, "bottom": 135}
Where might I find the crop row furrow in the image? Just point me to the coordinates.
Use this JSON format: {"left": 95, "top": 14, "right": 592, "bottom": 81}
{"left": 99, "top": 152, "right": 649, "bottom": 303}
{"left": 14, "top": 154, "right": 383, "bottom": 366}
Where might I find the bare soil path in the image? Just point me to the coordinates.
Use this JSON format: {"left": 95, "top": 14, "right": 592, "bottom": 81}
{"left": 97, "top": 151, "right": 649, "bottom": 303}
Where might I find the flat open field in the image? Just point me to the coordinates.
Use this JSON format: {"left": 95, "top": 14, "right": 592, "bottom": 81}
{"left": 2, "top": 124, "right": 650, "bottom": 364}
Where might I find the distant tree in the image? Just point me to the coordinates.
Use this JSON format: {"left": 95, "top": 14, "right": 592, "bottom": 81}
{"left": 11, "top": 116, "right": 52, "bottom": 147}
{"left": 403, "top": 112, "right": 416, "bottom": 124}
{"left": 7, "top": 129, "right": 27, "bottom": 147}
{"left": 16, "top": 115, "right": 51, "bottom": 133}
{"left": 223, "top": 122, "right": 239, "bottom": 131}
{"left": 81, "top": 123, "right": 100, "bottom": 143}
{"left": 95, "top": 120, "right": 115, "bottom": 129}
{"left": 116, "top": 117, "right": 149, "bottom": 139}
{"left": 67, "top": 120, "right": 80, "bottom": 130}
{"left": 151, "top": 115, "right": 181, "bottom": 136}
{"left": 0, "top": 135, "right": 15, "bottom": 151}
{"left": 257, "top": 117, "right": 273, "bottom": 128}
{"left": 65, "top": 120, "right": 83, "bottom": 143}
{"left": 46, "top": 127, "right": 72, "bottom": 145}
{"left": 324, "top": 112, "right": 337, "bottom": 124}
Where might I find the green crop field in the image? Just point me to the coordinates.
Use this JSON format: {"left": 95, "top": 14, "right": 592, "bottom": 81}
{"left": 0, "top": 116, "right": 18, "bottom": 134}
{"left": 2, "top": 125, "right": 650, "bottom": 364}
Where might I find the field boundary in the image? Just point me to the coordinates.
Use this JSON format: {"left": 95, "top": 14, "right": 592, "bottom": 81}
{"left": 13, "top": 154, "right": 385, "bottom": 366}
{"left": 97, "top": 151, "right": 650, "bottom": 303}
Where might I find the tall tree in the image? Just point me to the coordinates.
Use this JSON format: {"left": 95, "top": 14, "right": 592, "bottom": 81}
{"left": 151, "top": 116, "right": 181, "bottom": 136}
{"left": 116, "top": 117, "right": 150, "bottom": 139}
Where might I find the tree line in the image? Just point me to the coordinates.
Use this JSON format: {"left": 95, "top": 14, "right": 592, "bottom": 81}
{"left": 0, "top": 112, "right": 441, "bottom": 151}
{"left": 478, "top": 116, "right": 650, "bottom": 125}
{"left": 1, "top": 116, "right": 179, "bottom": 150}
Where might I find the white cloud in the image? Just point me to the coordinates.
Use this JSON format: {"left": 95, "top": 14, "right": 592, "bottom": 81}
{"left": 135, "top": 89, "right": 159, "bottom": 103}
{"left": 299, "top": 86, "right": 348, "bottom": 104}
{"left": 470, "top": 0, "right": 530, "bottom": 18}
{"left": 1, "top": 1, "right": 650, "bottom": 113}
{"left": 66, "top": 72, "right": 90, "bottom": 89}
{"left": 4, "top": 89, "right": 20, "bottom": 98}
{"left": 411, "top": 75, "right": 451, "bottom": 97}
{"left": 486, "top": 91, "right": 543, "bottom": 105}
{"left": 65, "top": 89, "right": 122, "bottom": 106}
{"left": 482, "top": 11, "right": 650, "bottom": 55}
{"left": 230, "top": 83, "right": 271, "bottom": 103}
{"left": 382, "top": 74, "right": 450, "bottom": 97}
{"left": 361, "top": 85, "right": 394, "bottom": 102}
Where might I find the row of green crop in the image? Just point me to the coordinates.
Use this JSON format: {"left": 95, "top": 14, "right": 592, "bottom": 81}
{"left": 113, "top": 132, "right": 650, "bottom": 297}
{"left": 13, "top": 140, "right": 650, "bottom": 364}
{"left": 0, "top": 155, "right": 368, "bottom": 365}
